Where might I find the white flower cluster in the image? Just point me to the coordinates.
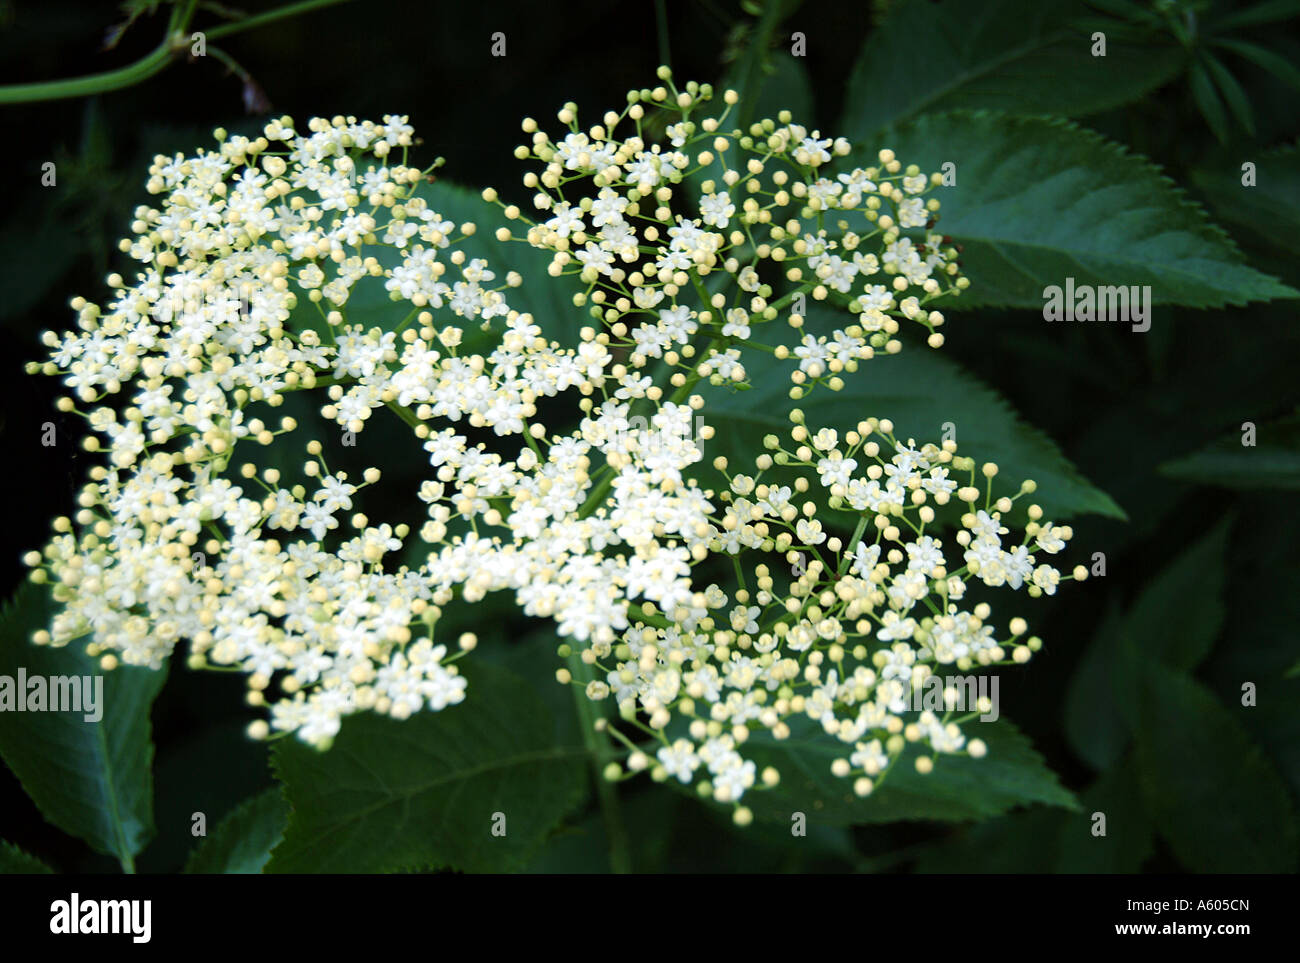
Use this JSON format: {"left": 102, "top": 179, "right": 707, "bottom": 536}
{"left": 494, "top": 77, "right": 967, "bottom": 404}
{"left": 23, "top": 71, "right": 1076, "bottom": 822}
{"left": 585, "top": 414, "right": 1088, "bottom": 813}
{"left": 26, "top": 110, "right": 722, "bottom": 746}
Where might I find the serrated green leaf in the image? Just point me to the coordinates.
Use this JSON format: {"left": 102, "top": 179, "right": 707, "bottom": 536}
{"left": 700, "top": 322, "right": 1123, "bottom": 520}
{"left": 0, "top": 582, "right": 167, "bottom": 872}
{"left": 872, "top": 111, "right": 1297, "bottom": 310}
{"left": 732, "top": 716, "right": 1076, "bottom": 826}
{"left": 0, "top": 840, "right": 54, "bottom": 874}
{"left": 840, "top": 0, "right": 1185, "bottom": 142}
{"left": 1134, "top": 668, "right": 1299, "bottom": 872}
{"left": 267, "top": 662, "right": 587, "bottom": 873}
{"left": 183, "top": 789, "right": 289, "bottom": 874}
{"left": 1161, "top": 411, "right": 1300, "bottom": 489}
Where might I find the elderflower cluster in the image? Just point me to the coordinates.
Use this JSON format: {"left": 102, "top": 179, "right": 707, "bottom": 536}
{"left": 579, "top": 412, "right": 1087, "bottom": 817}
{"left": 491, "top": 68, "right": 966, "bottom": 402}
{"left": 22, "top": 70, "right": 1078, "bottom": 821}
{"left": 24, "top": 109, "right": 720, "bottom": 747}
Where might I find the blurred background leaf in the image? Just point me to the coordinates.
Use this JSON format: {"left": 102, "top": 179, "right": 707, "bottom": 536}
{"left": 1161, "top": 410, "right": 1300, "bottom": 489}
{"left": 1135, "top": 666, "right": 1298, "bottom": 872}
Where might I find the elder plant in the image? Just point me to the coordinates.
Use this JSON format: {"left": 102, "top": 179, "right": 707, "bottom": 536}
{"left": 23, "top": 69, "right": 1086, "bottom": 826}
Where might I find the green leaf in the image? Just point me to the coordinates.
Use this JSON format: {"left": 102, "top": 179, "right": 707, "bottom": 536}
{"left": 840, "top": 0, "right": 1185, "bottom": 142}
{"left": 412, "top": 181, "right": 583, "bottom": 343}
{"left": 1134, "top": 668, "right": 1299, "bottom": 872}
{"left": 267, "top": 662, "right": 587, "bottom": 873}
{"left": 0, "top": 840, "right": 54, "bottom": 874}
{"left": 1067, "top": 518, "right": 1229, "bottom": 769}
{"left": 1063, "top": 601, "right": 1130, "bottom": 770}
{"left": 1190, "top": 144, "right": 1300, "bottom": 258}
{"left": 872, "top": 111, "right": 1297, "bottom": 310}
{"left": 735, "top": 717, "right": 1076, "bottom": 826}
{"left": 1202, "top": 54, "right": 1256, "bottom": 137}
{"left": 1190, "top": 59, "right": 1230, "bottom": 143}
{"left": 1161, "top": 411, "right": 1300, "bottom": 489}
{"left": 0, "top": 582, "right": 167, "bottom": 872}
{"left": 701, "top": 324, "right": 1123, "bottom": 520}
{"left": 1099, "top": 518, "right": 1230, "bottom": 752}
{"left": 183, "top": 789, "right": 289, "bottom": 874}
{"left": 1121, "top": 514, "right": 1231, "bottom": 672}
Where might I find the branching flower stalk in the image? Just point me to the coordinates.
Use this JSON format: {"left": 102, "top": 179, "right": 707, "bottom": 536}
{"left": 22, "top": 68, "right": 1087, "bottom": 826}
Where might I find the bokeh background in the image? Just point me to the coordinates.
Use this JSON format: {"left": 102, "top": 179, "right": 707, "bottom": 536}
{"left": 1, "top": 0, "right": 1298, "bottom": 873}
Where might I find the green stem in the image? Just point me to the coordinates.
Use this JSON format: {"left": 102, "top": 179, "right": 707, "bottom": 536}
{"left": 735, "top": 0, "right": 784, "bottom": 131}
{"left": 654, "top": 0, "right": 672, "bottom": 70}
{"left": 0, "top": 0, "right": 350, "bottom": 105}
{"left": 0, "top": 39, "right": 177, "bottom": 104}
{"left": 567, "top": 654, "right": 633, "bottom": 873}
{"left": 838, "top": 515, "right": 870, "bottom": 575}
